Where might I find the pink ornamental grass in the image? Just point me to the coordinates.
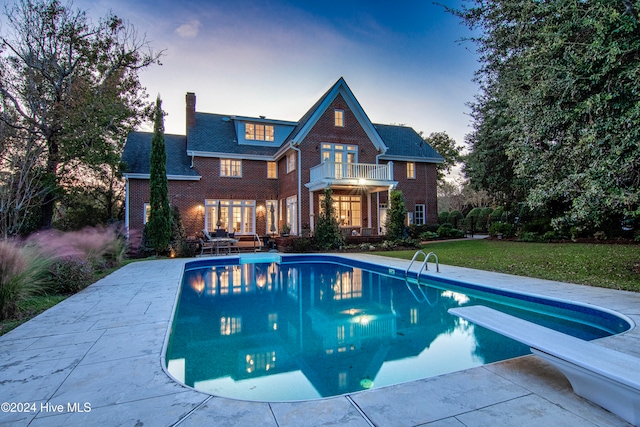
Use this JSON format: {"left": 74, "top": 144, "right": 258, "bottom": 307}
{"left": 0, "top": 240, "right": 51, "bottom": 320}
{"left": 28, "top": 226, "right": 126, "bottom": 267}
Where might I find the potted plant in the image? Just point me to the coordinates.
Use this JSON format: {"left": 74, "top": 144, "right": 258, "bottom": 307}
{"left": 280, "top": 224, "right": 291, "bottom": 237}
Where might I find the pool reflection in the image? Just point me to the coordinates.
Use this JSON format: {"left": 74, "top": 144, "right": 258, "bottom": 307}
{"left": 167, "top": 261, "right": 541, "bottom": 401}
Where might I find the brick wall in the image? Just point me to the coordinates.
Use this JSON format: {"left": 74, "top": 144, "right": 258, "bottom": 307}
{"left": 297, "top": 93, "right": 381, "bottom": 229}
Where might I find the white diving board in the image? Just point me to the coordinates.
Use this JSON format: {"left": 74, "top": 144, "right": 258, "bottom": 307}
{"left": 448, "top": 305, "right": 640, "bottom": 426}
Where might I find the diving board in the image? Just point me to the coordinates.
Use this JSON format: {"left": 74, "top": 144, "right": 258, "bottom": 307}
{"left": 448, "top": 305, "right": 640, "bottom": 426}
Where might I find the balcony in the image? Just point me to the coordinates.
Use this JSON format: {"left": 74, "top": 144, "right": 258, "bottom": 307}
{"left": 306, "top": 161, "right": 397, "bottom": 192}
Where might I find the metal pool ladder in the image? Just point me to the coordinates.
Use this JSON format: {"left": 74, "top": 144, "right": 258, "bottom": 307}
{"left": 405, "top": 250, "right": 440, "bottom": 284}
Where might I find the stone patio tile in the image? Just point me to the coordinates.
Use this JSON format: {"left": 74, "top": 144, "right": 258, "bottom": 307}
{"left": 48, "top": 353, "right": 186, "bottom": 408}
{"left": 455, "top": 394, "right": 607, "bottom": 427}
{"left": 78, "top": 323, "right": 166, "bottom": 365}
{"left": 2, "top": 340, "right": 95, "bottom": 365}
{"left": 350, "top": 367, "right": 529, "bottom": 427}
{"left": 424, "top": 417, "right": 466, "bottom": 426}
{"left": 26, "top": 329, "right": 105, "bottom": 351}
{"left": 270, "top": 396, "right": 370, "bottom": 427}
{"left": 484, "top": 356, "right": 631, "bottom": 426}
{"left": 179, "top": 397, "right": 278, "bottom": 426}
{"left": 30, "top": 390, "right": 207, "bottom": 427}
{"left": 0, "top": 356, "right": 79, "bottom": 425}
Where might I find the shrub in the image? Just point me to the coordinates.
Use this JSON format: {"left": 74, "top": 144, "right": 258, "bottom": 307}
{"left": 48, "top": 257, "right": 94, "bottom": 294}
{"left": 448, "top": 210, "right": 464, "bottom": 228}
{"left": 0, "top": 241, "right": 51, "bottom": 320}
{"left": 292, "top": 237, "right": 313, "bottom": 253}
{"left": 437, "top": 224, "right": 465, "bottom": 238}
{"left": 489, "top": 222, "right": 515, "bottom": 238}
{"left": 519, "top": 232, "right": 543, "bottom": 242}
{"left": 438, "top": 211, "right": 450, "bottom": 225}
{"left": 419, "top": 231, "right": 439, "bottom": 240}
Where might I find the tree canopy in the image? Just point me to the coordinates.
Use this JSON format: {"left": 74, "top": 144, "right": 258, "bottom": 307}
{"left": 450, "top": 0, "right": 640, "bottom": 232}
{"left": 0, "top": 0, "right": 161, "bottom": 233}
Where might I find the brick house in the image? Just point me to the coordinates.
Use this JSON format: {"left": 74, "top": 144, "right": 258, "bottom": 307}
{"left": 122, "top": 78, "right": 443, "bottom": 240}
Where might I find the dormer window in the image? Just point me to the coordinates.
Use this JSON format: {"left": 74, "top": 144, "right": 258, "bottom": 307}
{"left": 334, "top": 109, "right": 344, "bottom": 127}
{"left": 245, "top": 123, "right": 274, "bottom": 141}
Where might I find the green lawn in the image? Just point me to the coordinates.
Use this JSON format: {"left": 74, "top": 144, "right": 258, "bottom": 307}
{"left": 382, "top": 239, "right": 640, "bottom": 292}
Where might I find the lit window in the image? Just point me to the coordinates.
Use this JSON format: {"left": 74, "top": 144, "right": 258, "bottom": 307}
{"left": 267, "top": 162, "right": 277, "bottom": 179}
{"left": 245, "top": 123, "right": 274, "bottom": 141}
{"left": 221, "top": 159, "right": 242, "bottom": 177}
{"left": 205, "top": 199, "right": 256, "bottom": 234}
{"left": 286, "top": 152, "right": 296, "bottom": 173}
{"left": 407, "top": 162, "right": 416, "bottom": 179}
{"left": 335, "top": 109, "right": 344, "bottom": 127}
{"left": 415, "top": 204, "right": 425, "bottom": 225}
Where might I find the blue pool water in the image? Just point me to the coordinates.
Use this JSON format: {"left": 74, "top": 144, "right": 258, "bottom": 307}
{"left": 164, "top": 255, "right": 630, "bottom": 401}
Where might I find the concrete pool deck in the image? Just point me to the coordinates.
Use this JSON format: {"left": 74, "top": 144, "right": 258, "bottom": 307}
{"left": 2, "top": 253, "right": 639, "bottom": 426}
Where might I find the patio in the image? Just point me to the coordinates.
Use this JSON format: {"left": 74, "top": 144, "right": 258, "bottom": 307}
{"left": 1, "top": 253, "right": 638, "bottom": 426}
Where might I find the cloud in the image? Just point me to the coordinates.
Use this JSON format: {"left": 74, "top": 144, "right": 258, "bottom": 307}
{"left": 175, "top": 19, "right": 201, "bottom": 38}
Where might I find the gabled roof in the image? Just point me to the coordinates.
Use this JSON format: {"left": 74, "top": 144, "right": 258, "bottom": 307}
{"left": 283, "top": 77, "right": 387, "bottom": 153}
{"left": 122, "top": 132, "right": 200, "bottom": 179}
{"left": 187, "top": 113, "right": 281, "bottom": 159}
{"left": 374, "top": 124, "right": 444, "bottom": 163}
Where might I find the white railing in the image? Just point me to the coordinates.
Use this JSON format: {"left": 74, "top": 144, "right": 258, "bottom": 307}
{"left": 309, "top": 161, "right": 393, "bottom": 182}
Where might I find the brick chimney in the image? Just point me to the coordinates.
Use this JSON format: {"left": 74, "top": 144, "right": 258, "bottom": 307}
{"left": 186, "top": 92, "right": 196, "bottom": 133}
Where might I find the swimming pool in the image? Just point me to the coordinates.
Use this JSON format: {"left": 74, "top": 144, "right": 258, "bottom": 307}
{"left": 164, "top": 254, "right": 630, "bottom": 402}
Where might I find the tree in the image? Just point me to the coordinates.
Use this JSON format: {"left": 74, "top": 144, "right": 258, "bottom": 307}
{"left": 0, "top": 0, "right": 161, "bottom": 229}
{"left": 146, "top": 96, "right": 171, "bottom": 255}
{"left": 448, "top": 1, "right": 640, "bottom": 231}
{"left": 0, "top": 113, "right": 46, "bottom": 237}
{"left": 314, "top": 188, "right": 344, "bottom": 250}
{"left": 385, "top": 189, "right": 407, "bottom": 240}
{"left": 421, "top": 131, "right": 463, "bottom": 181}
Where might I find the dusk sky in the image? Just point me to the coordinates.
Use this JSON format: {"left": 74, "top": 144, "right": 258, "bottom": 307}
{"left": 78, "top": 0, "right": 478, "bottom": 148}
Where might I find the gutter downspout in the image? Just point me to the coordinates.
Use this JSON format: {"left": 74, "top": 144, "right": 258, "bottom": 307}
{"left": 124, "top": 177, "right": 130, "bottom": 238}
{"left": 290, "top": 141, "right": 302, "bottom": 235}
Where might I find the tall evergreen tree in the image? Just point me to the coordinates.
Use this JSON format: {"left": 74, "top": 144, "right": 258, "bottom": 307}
{"left": 385, "top": 189, "right": 407, "bottom": 241}
{"left": 147, "top": 96, "right": 171, "bottom": 255}
{"left": 314, "top": 188, "right": 344, "bottom": 250}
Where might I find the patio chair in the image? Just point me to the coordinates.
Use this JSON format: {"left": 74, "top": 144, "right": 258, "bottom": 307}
{"left": 202, "top": 229, "right": 214, "bottom": 241}
{"left": 198, "top": 238, "right": 213, "bottom": 255}
{"left": 216, "top": 228, "right": 227, "bottom": 238}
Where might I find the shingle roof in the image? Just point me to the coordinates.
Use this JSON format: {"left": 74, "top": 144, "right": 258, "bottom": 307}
{"left": 122, "top": 132, "right": 200, "bottom": 177}
{"left": 374, "top": 124, "right": 444, "bottom": 162}
{"left": 187, "top": 113, "right": 281, "bottom": 156}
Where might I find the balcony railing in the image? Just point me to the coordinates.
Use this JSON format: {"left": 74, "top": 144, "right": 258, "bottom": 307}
{"left": 309, "top": 161, "right": 394, "bottom": 183}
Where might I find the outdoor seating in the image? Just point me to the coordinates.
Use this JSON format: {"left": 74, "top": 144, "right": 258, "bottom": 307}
{"left": 198, "top": 238, "right": 213, "bottom": 255}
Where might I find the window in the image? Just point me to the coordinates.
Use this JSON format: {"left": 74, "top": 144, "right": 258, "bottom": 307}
{"left": 286, "top": 195, "right": 297, "bottom": 234}
{"left": 334, "top": 109, "right": 344, "bottom": 127}
{"left": 205, "top": 199, "right": 255, "bottom": 234}
{"left": 321, "top": 143, "right": 357, "bottom": 178}
{"left": 267, "top": 162, "right": 277, "bottom": 179}
{"left": 143, "top": 203, "right": 151, "bottom": 224}
{"left": 221, "top": 159, "right": 242, "bottom": 177}
{"left": 320, "top": 195, "right": 361, "bottom": 227}
{"left": 245, "top": 123, "right": 274, "bottom": 141}
{"left": 407, "top": 162, "right": 416, "bottom": 179}
{"left": 415, "top": 204, "right": 425, "bottom": 225}
{"left": 287, "top": 152, "right": 296, "bottom": 173}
